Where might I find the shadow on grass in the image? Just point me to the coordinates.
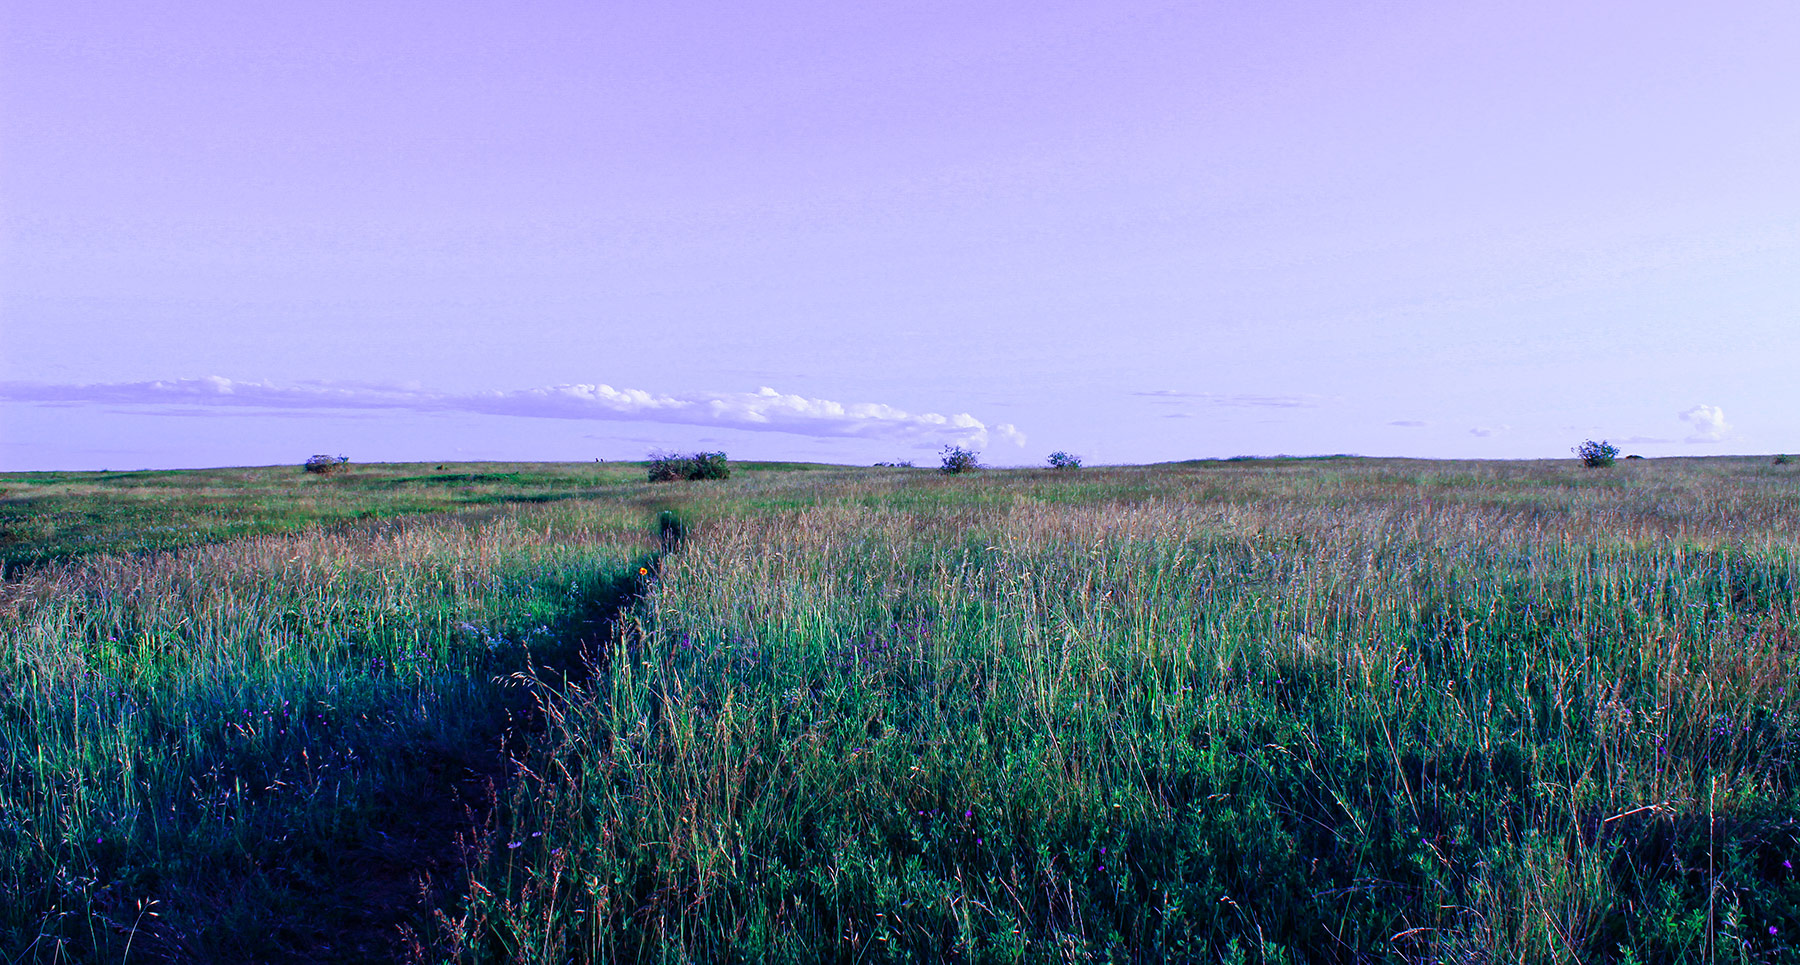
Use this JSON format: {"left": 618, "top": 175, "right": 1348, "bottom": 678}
{"left": 17, "top": 556, "right": 663, "bottom": 965}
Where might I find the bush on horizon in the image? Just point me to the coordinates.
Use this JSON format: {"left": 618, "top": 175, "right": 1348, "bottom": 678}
{"left": 1046, "top": 450, "right": 1082, "bottom": 470}
{"left": 647, "top": 450, "right": 731, "bottom": 482}
{"left": 938, "top": 445, "right": 979, "bottom": 475}
{"left": 1574, "top": 439, "right": 1619, "bottom": 468}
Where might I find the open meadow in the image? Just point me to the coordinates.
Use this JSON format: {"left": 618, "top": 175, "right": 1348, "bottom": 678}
{"left": 2, "top": 456, "right": 1798, "bottom": 963}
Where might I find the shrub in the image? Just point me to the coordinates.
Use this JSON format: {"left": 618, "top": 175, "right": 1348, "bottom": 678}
{"left": 1777, "top": 454, "right": 1792, "bottom": 465}
{"left": 873, "top": 460, "right": 914, "bottom": 468}
{"left": 685, "top": 451, "right": 730, "bottom": 480}
{"left": 647, "top": 450, "right": 730, "bottom": 482}
{"left": 303, "top": 454, "right": 348, "bottom": 475}
{"left": 1046, "top": 451, "right": 1082, "bottom": 470}
{"left": 938, "top": 445, "right": 980, "bottom": 475}
{"left": 1573, "top": 439, "right": 1619, "bottom": 468}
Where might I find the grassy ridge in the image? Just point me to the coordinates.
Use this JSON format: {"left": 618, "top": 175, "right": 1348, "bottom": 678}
{"left": 0, "top": 460, "right": 844, "bottom": 572}
{"left": 2, "top": 457, "right": 1797, "bottom": 962}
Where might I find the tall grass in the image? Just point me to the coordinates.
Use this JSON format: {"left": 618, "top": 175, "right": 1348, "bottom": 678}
{"left": 445, "top": 463, "right": 1800, "bottom": 963}
{"left": 1, "top": 506, "right": 652, "bottom": 960}
{"left": 4, "top": 457, "right": 1797, "bottom": 962}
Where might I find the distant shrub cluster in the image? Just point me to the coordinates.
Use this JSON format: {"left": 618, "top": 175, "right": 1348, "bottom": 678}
{"left": 1573, "top": 439, "right": 1619, "bottom": 468}
{"left": 303, "top": 454, "right": 348, "bottom": 475}
{"left": 873, "top": 460, "right": 914, "bottom": 468}
{"left": 1046, "top": 450, "right": 1082, "bottom": 470}
{"left": 647, "top": 451, "right": 730, "bottom": 482}
{"left": 938, "top": 445, "right": 979, "bottom": 475}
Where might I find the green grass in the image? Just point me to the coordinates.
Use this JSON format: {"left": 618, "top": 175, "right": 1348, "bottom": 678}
{"left": 3, "top": 457, "right": 1798, "bottom": 962}
{"left": 1, "top": 501, "right": 658, "bottom": 961}
{"left": 0, "top": 460, "right": 847, "bottom": 573}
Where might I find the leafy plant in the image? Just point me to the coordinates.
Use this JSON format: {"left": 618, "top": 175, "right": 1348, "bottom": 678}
{"left": 1046, "top": 450, "right": 1082, "bottom": 470}
{"left": 303, "top": 454, "right": 348, "bottom": 475}
{"left": 647, "top": 451, "right": 730, "bottom": 482}
{"left": 1777, "top": 454, "right": 1792, "bottom": 465}
{"left": 685, "top": 451, "right": 730, "bottom": 480}
{"left": 1573, "top": 439, "right": 1619, "bottom": 468}
{"left": 938, "top": 445, "right": 980, "bottom": 475}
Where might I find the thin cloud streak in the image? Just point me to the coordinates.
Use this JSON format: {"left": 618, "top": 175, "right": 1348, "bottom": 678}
{"left": 0, "top": 377, "right": 1026, "bottom": 448}
{"left": 1134, "top": 390, "right": 1319, "bottom": 408}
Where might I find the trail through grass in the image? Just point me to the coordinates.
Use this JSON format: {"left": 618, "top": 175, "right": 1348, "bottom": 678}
{"left": 1, "top": 504, "right": 655, "bottom": 960}
{"left": 3, "top": 456, "right": 1798, "bottom": 962}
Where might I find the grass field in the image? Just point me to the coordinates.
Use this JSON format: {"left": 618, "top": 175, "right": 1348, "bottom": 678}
{"left": 2, "top": 456, "right": 1798, "bottom": 963}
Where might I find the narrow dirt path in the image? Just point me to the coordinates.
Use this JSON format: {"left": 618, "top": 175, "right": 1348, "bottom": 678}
{"left": 143, "top": 514, "right": 684, "bottom": 963}
{"left": 263, "top": 742, "right": 509, "bottom": 964}
{"left": 276, "top": 544, "right": 664, "bottom": 963}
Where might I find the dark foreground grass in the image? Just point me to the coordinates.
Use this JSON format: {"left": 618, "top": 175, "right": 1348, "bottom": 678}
{"left": 3, "top": 456, "right": 1798, "bottom": 962}
{"left": 1, "top": 503, "right": 657, "bottom": 961}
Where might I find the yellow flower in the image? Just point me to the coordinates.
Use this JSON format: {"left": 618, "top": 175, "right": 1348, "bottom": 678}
{"left": 639, "top": 567, "right": 649, "bottom": 576}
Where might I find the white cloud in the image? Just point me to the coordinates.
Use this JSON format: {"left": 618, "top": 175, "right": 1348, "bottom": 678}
{"left": 1469, "top": 425, "right": 1511, "bottom": 438}
{"left": 1679, "top": 404, "right": 1730, "bottom": 443}
{"left": 1388, "top": 420, "right": 1428, "bottom": 428}
{"left": 0, "top": 377, "right": 1020, "bottom": 448}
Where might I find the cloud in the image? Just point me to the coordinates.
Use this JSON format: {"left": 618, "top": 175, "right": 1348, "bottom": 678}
{"left": 993, "top": 423, "right": 1027, "bottom": 446}
{"left": 1679, "top": 404, "right": 1730, "bottom": 443}
{"left": 1388, "top": 420, "right": 1428, "bottom": 428}
{"left": 1469, "top": 425, "right": 1511, "bottom": 438}
{"left": 1134, "top": 390, "right": 1318, "bottom": 408}
{"left": 0, "top": 377, "right": 1027, "bottom": 448}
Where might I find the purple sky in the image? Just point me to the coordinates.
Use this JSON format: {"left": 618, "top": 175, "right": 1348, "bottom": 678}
{"left": 3, "top": 0, "right": 1796, "bottom": 470}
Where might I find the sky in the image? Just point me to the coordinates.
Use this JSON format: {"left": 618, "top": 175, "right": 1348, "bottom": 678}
{"left": 2, "top": 0, "right": 1796, "bottom": 470}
